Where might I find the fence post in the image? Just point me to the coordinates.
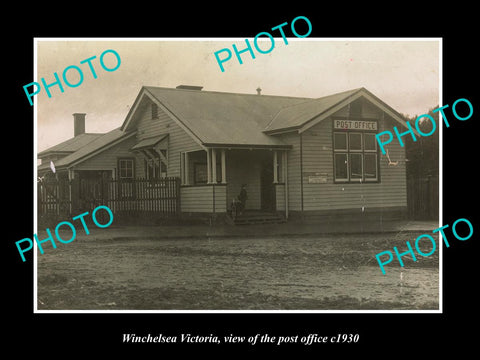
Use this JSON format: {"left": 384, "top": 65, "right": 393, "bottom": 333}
{"left": 71, "top": 178, "right": 80, "bottom": 214}
{"left": 176, "top": 177, "right": 181, "bottom": 216}
{"left": 37, "top": 181, "right": 43, "bottom": 217}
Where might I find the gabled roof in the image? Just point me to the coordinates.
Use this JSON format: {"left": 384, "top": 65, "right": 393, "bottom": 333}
{"left": 264, "top": 87, "right": 409, "bottom": 134}
{"left": 38, "top": 128, "right": 136, "bottom": 172}
{"left": 122, "top": 86, "right": 311, "bottom": 148}
{"left": 38, "top": 133, "right": 104, "bottom": 158}
{"left": 38, "top": 86, "right": 411, "bottom": 173}
{"left": 121, "top": 86, "right": 411, "bottom": 147}
{"left": 264, "top": 88, "right": 363, "bottom": 133}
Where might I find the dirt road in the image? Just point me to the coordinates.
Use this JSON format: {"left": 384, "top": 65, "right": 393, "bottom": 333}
{"left": 37, "top": 231, "right": 439, "bottom": 310}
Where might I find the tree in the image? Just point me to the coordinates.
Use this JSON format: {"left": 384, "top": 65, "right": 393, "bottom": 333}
{"left": 404, "top": 107, "right": 440, "bottom": 220}
{"left": 404, "top": 106, "right": 439, "bottom": 178}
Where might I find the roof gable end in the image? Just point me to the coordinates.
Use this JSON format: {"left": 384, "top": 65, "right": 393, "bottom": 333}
{"left": 263, "top": 88, "right": 363, "bottom": 133}
{"left": 120, "top": 86, "right": 206, "bottom": 149}
{"left": 264, "top": 87, "right": 412, "bottom": 134}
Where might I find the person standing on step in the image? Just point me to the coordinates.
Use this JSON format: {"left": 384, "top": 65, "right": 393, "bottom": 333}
{"left": 238, "top": 184, "right": 248, "bottom": 215}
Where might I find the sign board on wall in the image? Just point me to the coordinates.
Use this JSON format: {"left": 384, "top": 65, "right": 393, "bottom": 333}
{"left": 304, "top": 172, "right": 328, "bottom": 183}
{"left": 333, "top": 120, "right": 378, "bottom": 131}
{"left": 309, "top": 175, "right": 327, "bottom": 183}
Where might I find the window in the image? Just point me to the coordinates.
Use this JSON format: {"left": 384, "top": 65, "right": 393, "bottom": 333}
{"left": 349, "top": 153, "right": 363, "bottom": 179}
{"left": 151, "top": 103, "right": 158, "bottom": 119}
{"left": 333, "top": 131, "right": 378, "bottom": 182}
{"left": 118, "top": 158, "right": 134, "bottom": 179}
{"left": 349, "top": 133, "right": 362, "bottom": 151}
{"left": 193, "top": 162, "right": 222, "bottom": 185}
{"left": 364, "top": 153, "right": 377, "bottom": 179}
{"left": 364, "top": 133, "right": 377, "bottom": 151}
{"left": 334, "top": 132, "right": 347, "bottom": 151}
{"left": 145, "top": 157, "right": 167, "bottom": 180}
{"left": 117, "top": 158, "right": 135, "bottom": 199}
{"left": 334, "top": 153, "right": 348, "bottom": 181}
{"left": 194, "top": 163, "right": 208, "bottom": 184}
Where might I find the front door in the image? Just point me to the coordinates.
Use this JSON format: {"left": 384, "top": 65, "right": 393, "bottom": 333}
{"left": 260, "top": 156, "right": 275, "bottom": 211}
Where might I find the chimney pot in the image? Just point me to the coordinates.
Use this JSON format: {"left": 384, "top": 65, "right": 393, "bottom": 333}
{"left": 73, "top": 113, "right": 86, "bottom": 137}
{"left": 256, "top": 87, "right": 262, "bottom": 95}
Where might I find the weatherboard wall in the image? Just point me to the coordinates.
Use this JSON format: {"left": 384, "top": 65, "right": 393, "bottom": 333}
{"left": 180, "top": 185, "right": 227, "bottom": 213}
{"left": 279, "top": 103, "right": 407, "bottom": 214}
{"left": 133, "top": 97, "right": 233, "bottom": 213}
{"left": 134, "top": 97, "right": 203, "bottom": 179}
{"left": 73, "top": 135, "right": 138, "bottom": 174}
{"left": 282, "top": 132, "right": 302, "bottom": 212}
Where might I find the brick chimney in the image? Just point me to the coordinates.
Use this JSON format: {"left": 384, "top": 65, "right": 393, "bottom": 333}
{"left": 73, "top": 113, "right": 86, "bottom": 137}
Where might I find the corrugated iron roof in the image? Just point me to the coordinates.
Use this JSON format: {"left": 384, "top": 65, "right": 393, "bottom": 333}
{"left": 264, "top": 88, "right": 363, "bottom": 132}
{"left": 38, "top": 133, "right": 104, "bottom": 158}
{"left": 38, "top": 128, "right": 134, "bottom": 171}
{"left": 38, "top": 86, "right": 409, "bottom": 173}
{"left": 141, "top": 86, "right": 311, "bottom": 147}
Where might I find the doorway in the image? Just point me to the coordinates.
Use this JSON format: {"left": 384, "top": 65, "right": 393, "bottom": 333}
{"left": 260, "top": 155, "right": 275, "bottom": 211}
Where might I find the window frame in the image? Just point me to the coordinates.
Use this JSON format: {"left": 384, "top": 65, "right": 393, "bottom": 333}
{"left": 333, "top": 132, "right": 348, "bottom": 151}
{"left": 363, "top": 132, "right": 377, "bottom": 152}
{"left": 117, "top": 157, "right": 136, "bottom": 199}
{"left": 349, "top": 152, "right": 363, "bottom": 181}
{"left": 193, "top": 162, "right": 208, "bottom": 185}
{"left": 118, "top": 158, "right": 135, "bottom": 180}
{"left": 333, "top": 127, "right": 380, "bottom": 184}
{"left": 334, "top": 153, "right": 349, "bottom": 182}
{"left": 364, "top": 153, "right": 378, "bottom": 181}
{"left": 145, "top": 156, "right": 167, "bottom": 180}
{"left": 348, "top": 132, "right": 363, "bottom": 152}
{"left": 192, "top": 161, "right": 222, "bottom": 185}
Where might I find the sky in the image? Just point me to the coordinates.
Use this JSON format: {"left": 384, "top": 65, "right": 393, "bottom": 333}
{"left": 35, "top": 38, "right": 440, "bottom": 152}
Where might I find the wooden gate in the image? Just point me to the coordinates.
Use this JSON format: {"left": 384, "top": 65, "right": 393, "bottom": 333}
{"left": 407, "top": 175, "right": 439, "bottom": 220}
{"left": 37, "top": 178, "right": 72, "bottom": 217}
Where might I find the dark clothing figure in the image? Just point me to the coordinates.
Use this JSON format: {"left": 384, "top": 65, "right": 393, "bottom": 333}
{"left": 238, "top": 184, "right": 248, "bottom": 214}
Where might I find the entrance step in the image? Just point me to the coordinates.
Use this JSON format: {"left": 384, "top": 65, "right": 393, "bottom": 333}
{"left": 227, "top": 211, "right": 286, "bottom": 225}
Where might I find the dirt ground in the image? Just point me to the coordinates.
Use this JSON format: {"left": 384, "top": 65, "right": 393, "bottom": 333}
{"left": 36, "top": 230, "right": 439, "bottom": 310}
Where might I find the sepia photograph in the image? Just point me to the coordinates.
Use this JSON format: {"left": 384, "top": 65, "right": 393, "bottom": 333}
{"left": 34, "top": 38, "right": 441, "bottom": 311}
